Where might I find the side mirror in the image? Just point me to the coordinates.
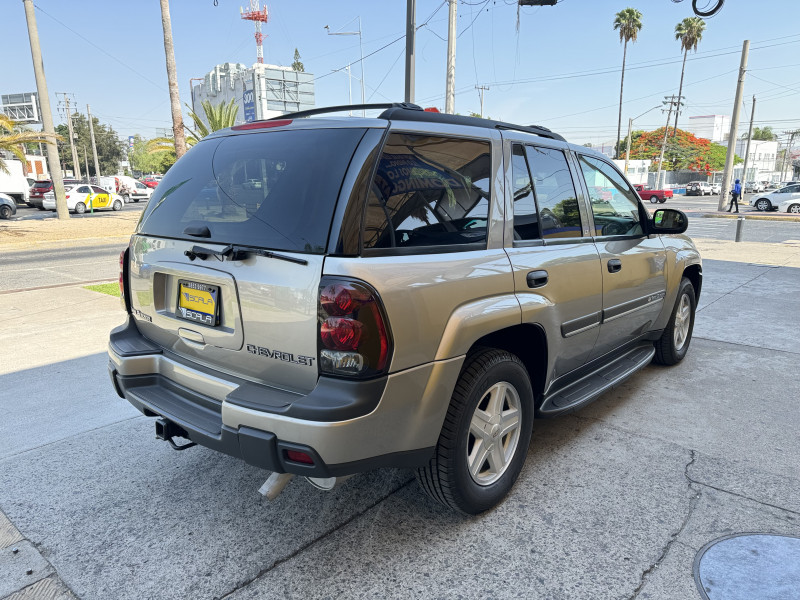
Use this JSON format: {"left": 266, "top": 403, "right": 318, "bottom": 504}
{"left": 651, "top": 208, "right": 688, "bottom": 235}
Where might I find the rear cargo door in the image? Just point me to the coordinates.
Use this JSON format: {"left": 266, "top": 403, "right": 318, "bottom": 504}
{"left": 129, "top": 125, "right": 369, "bottom": 394}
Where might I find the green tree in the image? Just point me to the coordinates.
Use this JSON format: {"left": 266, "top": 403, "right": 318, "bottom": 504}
{"left": 55, "top": 114, "right": 124, "bottom": 177}
{"left": 292, "top": 48, "right": 305, "bottom": 72}
{"left": 743, "top": 126, "right": 777, "bottom": 141}
{"left": 0, "top": 114, "right": 61, "bottom": 174}
{"left": 629, "top": 127, "right": 741, "bottom": 174}
{"left": 613, "top": 8, "right": 643, "bottom": 159}
{"left": 673, "top": 17, "right": 706, "bottom": 136}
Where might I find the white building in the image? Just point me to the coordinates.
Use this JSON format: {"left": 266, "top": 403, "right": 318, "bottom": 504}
{"left": 191, "top": 62, "right": 315, "bottom": 127}
{"left": 685, "top": 115, "right": 730, "bottom": 144}
{"left": 733, "top": 139, "right": 779, "bottom": 181}
{"left": 614, "top": 159, "right": 652, "bottom": 185}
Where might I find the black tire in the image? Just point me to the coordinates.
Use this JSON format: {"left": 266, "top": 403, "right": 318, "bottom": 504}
{"left": 112, "top": 199, "right": 123, "bottom": 211}
{"left": 654, "top": 277, "right": 696, "bottom": 366}
{"left": 788, "top": 204, "right": 800, "bottom": 214}
{"left": 755, "top": 198, "right": 771, "bottom": 212}
{"left": 37, "top": 206, "right": 46, "bottom": 211}
{"left": 75, "top": 202, "right": 86, "bottom": 214}
{"left": 122, "top": 194, "right": 130, "bottom": 203}
{"left": 0, "top": 205, "right": 11, "bottom": 220}
{"left": 650, "top": 195, "right": 659, "bottom": 203}
{"left": 133, "top": 198, "right": 140, "bottom": 203}
{"left": 659, "top": 198, "right": 667, "bottom": 203}
{"left": 416, "top": 348, "right": 534, "bottom": 515}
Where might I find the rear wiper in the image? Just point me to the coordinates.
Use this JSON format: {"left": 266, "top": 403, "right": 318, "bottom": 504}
{"left": 184, "top": 244, "right": 308, "bottom": 266}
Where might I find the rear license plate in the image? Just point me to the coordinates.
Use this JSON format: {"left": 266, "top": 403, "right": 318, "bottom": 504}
{"left": 177, "top": 280, "right": 219, "bottom": 327}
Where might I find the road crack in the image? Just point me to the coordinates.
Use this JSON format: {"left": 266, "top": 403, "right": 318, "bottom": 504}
{"left": 628, "top": 449, "right": 701, "bottom": 600}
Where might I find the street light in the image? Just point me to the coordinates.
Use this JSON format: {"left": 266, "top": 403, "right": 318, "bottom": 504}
{"left": 624, "top": 105, "right": 661, "bottom": 176}
{"left": 324, "top": 17, "right": 366, "bottom": 117}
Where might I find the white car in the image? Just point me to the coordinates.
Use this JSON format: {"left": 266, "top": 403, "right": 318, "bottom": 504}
{"left": 751, "top": 184, "right": 800, "bottom": 212}
{"left": 43, "top": 184, "right": 124, "bottom": 214}
{"left": 744, "top": 181, "right": 765, "bottom": 193}
{"left": 710, "top": 183, "right": 721, "bottom": 194}
{"left": 120, "top": 180, "right": 153, "bottom": 203}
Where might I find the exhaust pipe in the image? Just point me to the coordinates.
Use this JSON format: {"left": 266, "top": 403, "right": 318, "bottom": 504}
{"left": 305, "top": 475, "right": 353, "bottom": 491}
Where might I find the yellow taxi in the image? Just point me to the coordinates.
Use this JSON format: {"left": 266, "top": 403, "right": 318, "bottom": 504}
{"left": 42, "top": 184, "right": 124, "bottom": 214}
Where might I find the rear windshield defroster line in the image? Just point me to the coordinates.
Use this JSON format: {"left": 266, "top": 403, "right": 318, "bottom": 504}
{"left": 137, "top": 128, "right": 368, "bottom": 254}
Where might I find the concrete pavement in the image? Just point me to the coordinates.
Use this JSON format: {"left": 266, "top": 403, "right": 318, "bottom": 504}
{"left": 1, "top": 238, "right": 799, "bottom": 599}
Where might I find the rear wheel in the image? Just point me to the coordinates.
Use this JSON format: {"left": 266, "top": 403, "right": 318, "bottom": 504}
{"left": 416, "top": 348, "right": 534, "bottom": 514}
{"left": 654, "top": 277, "right": 696, "bottom": 366}
{"left": 75, "top": 202, "right": 86, "bottom": 214}
{"left": 755, "top": 198, "right": 771, "bottom": 212}
{"left": 788, "top": 204, "right": 800, "bottom": 214}
{"left": 0, "top": 205, "right": 11, "bottom": 219}
{"left": 650, "top": 195, "right": 659, "bottom": 203}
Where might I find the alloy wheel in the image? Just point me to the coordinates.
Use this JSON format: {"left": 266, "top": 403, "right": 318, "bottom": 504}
{"left": 673, "top": 293, "right": 692, "bottom": 351}
{"left": 467, "top": 381, "right": 522, "bottom": 486}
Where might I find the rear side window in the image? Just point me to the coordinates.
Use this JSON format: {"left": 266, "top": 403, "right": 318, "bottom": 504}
{"left": 137, "top": 128, "right": 366, "bottom": 253}
{"left": 524, "top": 146, "right": 582, "bottom": 239}
{"left": 362, "top": 132, "right": 492, "bottom": 251}
{"left": 510, "top": 144, "right": 539, "bottom": 241}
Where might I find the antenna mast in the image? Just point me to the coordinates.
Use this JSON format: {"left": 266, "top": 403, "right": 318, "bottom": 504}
{"left": 240, "top": 0, "right": 269, "bottom": 64}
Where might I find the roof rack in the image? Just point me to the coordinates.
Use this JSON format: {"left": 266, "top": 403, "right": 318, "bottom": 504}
{"left": 265, "top": 102, "right": 566, "bottom": 143}
{"left": 267, "top": 102, "right": 423, "bottom": 121}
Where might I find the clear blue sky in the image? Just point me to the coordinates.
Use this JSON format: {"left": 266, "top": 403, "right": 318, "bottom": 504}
{"left": 4, "top": 0, "right": 799, "bottom": 147}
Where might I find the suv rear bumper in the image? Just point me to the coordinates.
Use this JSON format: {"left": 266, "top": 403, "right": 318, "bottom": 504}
{"left": 108, "top": 318, "right": 463, "bottom": 476}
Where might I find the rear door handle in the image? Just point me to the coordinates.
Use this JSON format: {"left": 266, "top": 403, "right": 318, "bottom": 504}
{"left": 607, "top": 259, "right": 622, "bottom": 273}
{"left": 526, "top": 270, "right": 548, "bottom": 288}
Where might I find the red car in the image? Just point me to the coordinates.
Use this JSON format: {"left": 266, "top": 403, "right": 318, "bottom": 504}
{"left": 634, "top": 184, "right": 673, "bottom": 204}
{"left": 142, "top": 175, "right": 162, "bottom": 189}
{"left": 28, "top": 178, "right": 81, "bottom": 209}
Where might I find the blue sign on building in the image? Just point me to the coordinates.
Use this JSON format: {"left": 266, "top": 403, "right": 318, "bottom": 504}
{"left": 243, "top": 88, "right": 256, "bottom": 122}
{"left": 128, "top": 135, "right": 135, "bottom": 148}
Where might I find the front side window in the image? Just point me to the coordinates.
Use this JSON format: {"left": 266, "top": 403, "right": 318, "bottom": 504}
{"left": 578, "top": 155, "right": 643, "bottom": 237}
{"left": 524, "top": 146, "right": 582, "bottom": 239}
{"left": 362, "top": 133, "right": 491, "bottom": 250}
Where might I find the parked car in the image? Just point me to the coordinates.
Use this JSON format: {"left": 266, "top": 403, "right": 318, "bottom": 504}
{"left": 744, "top": 181, "right": 765, "bottom": 193}
{"left": 633, "top": 184, "right": 673, "bottom": 203}
{"left": 710, "top": 183, "right": 721, "bottom": 194}
{"left": 120, "top": 179, "right": 153, "bottom": 203}
{"left": 142, "top": 175, "right": 162, "bottom": 189}
{"left": 750, "top": 184, "right": 800, "bottom": 212}
{"left": 686, "top": 181, "right": 713, "bottom": 196}
{"left": 0, "top": 192, "right": 17, "bottom": 219}
{"left": 29, "top": 178, "right": 82, "bottom": 209}
{"left": 43, "top": 184, "right": 124, "bottom": 213}
{"left": 108, "top": 103, "right": 701, "bottom": 514}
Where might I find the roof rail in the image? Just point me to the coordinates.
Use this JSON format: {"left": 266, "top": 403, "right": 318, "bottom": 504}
{"left": 267, "top": 102, "right": 423, "bottom": 120}
{"left": 377, "top": 107, "right": 566, "bottom": 142}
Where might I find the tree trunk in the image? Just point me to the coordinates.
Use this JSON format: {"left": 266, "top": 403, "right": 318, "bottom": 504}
{"left": 616, "top": 40, "right": 628, "bottom": 160}
{"left": 160, "top": 0, "right": 187, "bottom": 159}
{"left": 673, "top": 49, "right": 688, "bottom": 137}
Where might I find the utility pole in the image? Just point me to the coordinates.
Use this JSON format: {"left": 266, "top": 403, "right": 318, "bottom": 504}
{"left": 22, "top": 0, "right": 68, "bottom": 219}
{"left": 59, "top": 94, "right": 81, "bottom": 180}
{"left": 655, "top": 95, "right": 679, "bottom": 189}
{"left": 405, "top": 0, "right": 416, "bottom": 103}
{"left": 445, "top": 0, "right": 457, "bottom": 114}
{"left": 719, "top": 40, "right": 750, "bottom": 211}
{"left": 87, "top": 104, "right": 101, "bottom": 181}
{"left": 740, "top": 96, "right": 756, "bottom": 187}
{"left": 475, "top": 85, "right": 489, "bottom": 118}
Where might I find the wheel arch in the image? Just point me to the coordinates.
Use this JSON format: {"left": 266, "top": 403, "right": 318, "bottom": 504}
{"left": 683, "top": 263, "right": 703, "bottom": 303}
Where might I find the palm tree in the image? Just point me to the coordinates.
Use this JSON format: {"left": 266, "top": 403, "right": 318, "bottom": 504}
{"left": 0, "top": 114, "right": 60, "bottom": 174}
{"left": 159, "top": 0, "right": 187, "bottom": 158}
{"left": 147, "top": 99, "right": 240, "bottom": 159}
{"left": 673, "top": 17, "right": 706, "bottom": 137}
{"left": 613, "top": 8, "right": 643, "bottom": 159}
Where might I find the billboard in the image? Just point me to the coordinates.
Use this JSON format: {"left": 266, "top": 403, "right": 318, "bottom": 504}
{"left": 1, "top": 92, "right": 41, "bottom": 124}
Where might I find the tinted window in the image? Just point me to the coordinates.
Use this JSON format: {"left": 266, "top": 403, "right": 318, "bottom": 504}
{"left": 578, "top": 155, "right": 643, "bottom": 237}
{"left": 137, "top": 128, "right": 366, "bottom": 253}
{"left": 524, "top": 146, "right": 582, "bottom": 239}
{"left": 91, "top": 186, "right": 106, "bottom": 194}
{"left": 363, "top": 133, "right": 491, "bottom": 250}
{"left": 33, "top": 182, "right": 50, "bottom": 189}
{"left": 511, "top": 144, "right": 539, "bottom": 241}
{"left": 77, "top": 186, "right": 91, "bottom": 194}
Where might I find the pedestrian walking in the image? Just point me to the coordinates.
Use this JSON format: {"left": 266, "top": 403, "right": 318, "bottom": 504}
{"left": 728, "top": 178, "right": 741, "bottom": 213}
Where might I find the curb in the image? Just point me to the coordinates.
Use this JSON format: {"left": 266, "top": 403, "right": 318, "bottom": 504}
{"left": 702, "top": 212, "right": 800, "bottom": 223}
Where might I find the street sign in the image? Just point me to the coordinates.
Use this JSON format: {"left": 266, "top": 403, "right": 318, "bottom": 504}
{"left": 243, "top": 88, "right": 256, "bottom": 122}
{"left": 128, "top": 136, "right": 135, "bottom": 149}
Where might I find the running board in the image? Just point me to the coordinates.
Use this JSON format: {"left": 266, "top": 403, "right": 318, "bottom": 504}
{"left": 539, "top": 344, "right": 655, "bottom": 416}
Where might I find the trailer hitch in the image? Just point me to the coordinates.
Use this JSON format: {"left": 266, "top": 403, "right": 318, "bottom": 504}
{"left": 155, "top": 418, "right": 197, "bottom": 451}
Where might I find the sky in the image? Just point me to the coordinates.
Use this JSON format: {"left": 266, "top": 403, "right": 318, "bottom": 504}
{"left": 4, "top": 0, "right": 799, "bottom": 149}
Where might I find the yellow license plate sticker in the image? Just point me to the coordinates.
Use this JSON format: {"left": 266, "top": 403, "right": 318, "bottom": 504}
{"left": 178, "top": 281, "right": 218, "bottom": 326}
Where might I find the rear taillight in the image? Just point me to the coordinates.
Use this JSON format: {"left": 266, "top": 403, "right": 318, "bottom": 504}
{"left": 119, "top": 248, "right": 130, "bottom": 312}
{"left": 318, "top": 278, "right": 392, "bottom": 378}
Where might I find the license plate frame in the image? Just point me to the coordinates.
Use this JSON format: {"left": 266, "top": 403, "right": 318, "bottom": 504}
{"left": 177, "top": 280, "right": 219, "bottom": 327}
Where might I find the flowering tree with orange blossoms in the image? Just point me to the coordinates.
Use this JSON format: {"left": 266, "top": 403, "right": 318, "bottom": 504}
{"left": 627, "top": 127, "right": 741, "bottom": 175}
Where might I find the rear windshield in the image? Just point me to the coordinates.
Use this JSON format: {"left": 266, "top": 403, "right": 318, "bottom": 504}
{"left": 33, "top": 181, "right": 51, "bottom": 189}
{"left": 137, "top": 128, "right": 367, "bottom": 253}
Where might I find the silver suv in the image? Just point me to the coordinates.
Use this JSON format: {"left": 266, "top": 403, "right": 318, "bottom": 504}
{"left": 108, "top": 103, "right": 702, "bottom": 514}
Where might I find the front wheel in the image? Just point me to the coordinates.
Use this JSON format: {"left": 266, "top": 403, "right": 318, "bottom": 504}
{"left": 75, "top": 202, "right": 86, "bottom": 214}
{"left": 755, "top": 198, "right": 771, "bottom": 212}
{"left": 0, "top": 205, "right": 11, "bottom": 220}
{"left": 788, "top": 204, "right": 800, "bottom": 214}
{"left": 650, "top": 195, "right": 659, "bottom": 203}
{"left": 659, "top": 198, "right": 667, "bottom": 203}
{"left": 654, "top": 277, "right": 696, "bottom": 366}
{"left": 417, "top": 348, "right": 534, "bottom": 514}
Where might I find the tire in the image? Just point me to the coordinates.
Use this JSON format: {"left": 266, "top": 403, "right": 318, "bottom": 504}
{"left": 133, "top": 198, "right": 140, "bottom": 203}
{"left": 122, "top": 194, "right": 130, "bottom": 204}
{"left": 788, "top": 204, "right": 800, "bottom": 214}
{"left": 37, "top": 206, "right": 46, "bottom": 211}
{"left": 416, "top": 348, "right": 534, "bottom": 515}
{"left": 0, "top": 205, "right": 11, "bottom": 220}
{"left": 654, "top": 277, "right": 696, "bottom": 366}
{"left": 755, "top": 198, "right": 771, "bottom": 212}
{"left": 75, "top": 202, "right": 86, "bottom": 214}
{"left": 112, "top": 199, "right": 123, "bottom": 211}
{"left": 659, "top": 198, "right": 667, "bottom": 203}
{"left": 650, "top": 195, "right": 659, "bottom": 203}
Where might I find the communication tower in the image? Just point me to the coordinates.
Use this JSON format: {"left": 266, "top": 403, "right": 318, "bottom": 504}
{"left": 240, "top": 1, "right": 269, "bottom": 64}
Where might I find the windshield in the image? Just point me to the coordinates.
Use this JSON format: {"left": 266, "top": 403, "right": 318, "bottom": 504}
{"left": 137, "top": 127, "right": 367, "bottom": 253}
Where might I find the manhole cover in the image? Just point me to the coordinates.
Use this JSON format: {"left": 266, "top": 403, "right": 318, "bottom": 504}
{"left": 694, "top": 533, "right": 800, "bottom": 599}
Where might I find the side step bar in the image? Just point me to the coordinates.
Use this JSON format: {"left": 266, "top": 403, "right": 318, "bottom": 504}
{"left": 539, "top": 344, "right": 655, "bottom": 416}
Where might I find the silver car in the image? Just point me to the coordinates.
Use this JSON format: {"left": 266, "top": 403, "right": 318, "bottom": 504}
{"left": 109, "top": 103, "right": 702, "bottom": 514}
{"left": 751, "top": 184, "right": 800, "bottom": 212}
